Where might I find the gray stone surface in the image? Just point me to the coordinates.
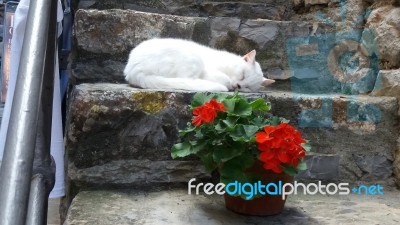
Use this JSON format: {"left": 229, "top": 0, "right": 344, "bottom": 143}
{"left": 366, "top": 6, "right": 400, "bottom": 69}
{"left": 353, "top": 154, "right": 393, "bottom": 180}
{"left": 73, "top": 9, "right": 335, "bottom": 83}
{"left": 297, "top": 154, "right": 340, "bottom": 180}
{"left": 76, "top": 0, "right": 294, "bottom": 20}
{"left": 65, "top": 189, "right": 400, "bottom": 225}
{"left": 68, "top": 160, "right": 210, "bottom": 186}
{"left": 71, "top": 59, "right": 126, "bottom": 83}
{"left": 62, "top": 84, "right": 399, "bottom": 222}
{"left": 394, "top": 137, "right": 400, "bottom": 187}
{"left": 371, "top": 69, "right": 400, "bottom": 103}
{"left": 47, "top": 198, "right": 60, "bottom": 225}
{"left": 73, "top": 8, "right": 399, "bottom": 95}
{"left": 65, "top": 84, "right": 399, "bottom": 187}
{"left": 74, "top": 9, "right": 208, "bottom": 56}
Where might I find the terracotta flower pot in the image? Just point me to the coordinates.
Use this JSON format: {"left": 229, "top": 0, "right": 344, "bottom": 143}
{"left": 224, "top": 162, "right": 294, "bottom": 216}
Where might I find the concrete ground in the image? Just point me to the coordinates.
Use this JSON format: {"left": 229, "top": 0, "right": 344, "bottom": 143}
{"left": 48, "top": 198, "right": 60, "bottom": 225}
{"left": 64, "top": 188, "right": 400, "bottom": 225}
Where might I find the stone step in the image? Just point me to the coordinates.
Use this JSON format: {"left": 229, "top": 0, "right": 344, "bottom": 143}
{"left": 77, "top": 0, "right": 293, "bottom": 20}
{"left": 73, "top": 9, "right": 335, "bottom": 83}
{"left": 62, "top": 83, "right": 399, "bottom": 221}
{"left": 72, "top": 7, "right": 400, "bottom": 95}
{"left": 64, "top": 189, "right": 400, "bottom": 225}
{"left": 65, "top": 83, "right": 398, "bottom": 188}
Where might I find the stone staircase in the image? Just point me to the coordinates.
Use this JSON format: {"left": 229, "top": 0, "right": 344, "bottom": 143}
{"left": 62, "top": 0, "right": 400, "bottom": 224}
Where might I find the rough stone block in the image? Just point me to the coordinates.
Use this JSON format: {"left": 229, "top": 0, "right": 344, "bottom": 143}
{"left": 73, "top": 9, "right": 334, "bottom": 83}
{"left": 66, "top": 84, "right": 399, "bottom": 188}
{"left": 297, "top": 154, "right": 340, "bottom": 180}
{"left": 394, "top": 137, "right": 400, "bottom": 187}
{"left": 366, "top": 7, "right": 400, "bottom": 69}
{"left": 62, "top": 83, "right": 399, "bottom": 222}
{"left": 305, "top": 0, "right": 331, "bottom": 6}
{"left": 68, "top": 160, "right": 210, "bottom": 187}
{"left": 64, "top": 189, "right": 400, "bottom": 225}
{"left": 353, "top": 154, "right": 393, "bottom": 180}
{"left": 76, "top": 0, "right": 293, "bottom": 20}
{"left": 74, "top": 9, "right": 209, "bottom": 56}
{"left": 200, "top": 1, "right": 289, "bottom": 20}
{"left": 371, "top": 69, "right": 400, "bottom": 104}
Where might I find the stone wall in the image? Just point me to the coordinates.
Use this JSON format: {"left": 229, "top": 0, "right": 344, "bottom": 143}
{"left": 75, "top": 0, "right": 294, "bottom": 20}
{"left": 65, "top": 84, "right": 398, "bottom": 188}
{"left": 73, "top": 9, "right": 335, "bottom": 84}
{"left": 62, "top": 2, "right": 400, "bottom": 219}
{"left": 72, "top": 0, "right": 400, "bottom": 95}
{"left": 69, "top": 0, "right": 400, "bottom": 186}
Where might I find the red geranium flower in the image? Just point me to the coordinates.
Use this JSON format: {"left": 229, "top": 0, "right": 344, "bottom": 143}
{"left": 256, "top": 123, "right": 306, "bottom": 173}
{"left": 206, "top": 99, "right": 226, "bottom": 111}
{"left": 192, "top": 99, "right": 226, "bottom": 126}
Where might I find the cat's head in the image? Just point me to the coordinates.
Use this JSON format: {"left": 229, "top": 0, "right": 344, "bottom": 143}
{"left": 233, "top": 50, "right": 275, "bottom": 92}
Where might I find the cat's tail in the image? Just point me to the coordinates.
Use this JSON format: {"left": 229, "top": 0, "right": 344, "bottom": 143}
{"left": 126, "top": 75, "right": 229, "bottom": 92}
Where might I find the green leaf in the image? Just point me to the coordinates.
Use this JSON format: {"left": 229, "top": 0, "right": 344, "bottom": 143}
{"left": 252, "top": 116, "right": 269, "bottom": 129}
{"left": 194, "top": 130, "right": 204, "bottom": 139}
{"left": 283, "top": 165, "right": 298, "bottom": 176}
{"left": 222, "top": 99, "right": 236, "bottom": 112}
{"left": 199, "top": 152, "right": 217, "bottom": 171}
{"left": 215, "top": 117, "right": 237, "bottom": 133}
{"left": 214, "top": 93, "right": 229, "bottom": 102}
{"left": 190, "top": 141, "right": 208, "bottom": 154}
{"left": 269, "top": 116, "right": 289, "bottom": 126}
{"left": 301, "top": 142, "right": 312, "bottom": 152}
{"left": 178, "top": 125, "right": 196, "bottom": 137}
{"left": 225, "top": 152, "right": 255, "bottom": 171}
{"left": 215, "top": 122, "right": 225, "bottom": 132}
{"left": 191, "top": 93, "right": 214, "bottom": 107}
{"left": 250, "top": 99, "right": 271, "bottom": 112}
{"left": 219, "top": 152, "right": 255, "bottom": 184}
{"left": 230, "top": 125, "right": 260, "bottom": 142}
{"left": 213, "top": 143, "right": 244, "bottom": 163}
{"left": 232, "top": 99, "right": 252, "bottom": 116}
{"left": 220, "top": 165, "right": 245, "bottom": 184}
{"left": 171, "top": 142, "right": 192, "bottom": 159}
{"left": 222, "top": 117, "right": 238, "bottom": 128}
{"left": 296, "top": 161, "right": 308, "bottom": 171}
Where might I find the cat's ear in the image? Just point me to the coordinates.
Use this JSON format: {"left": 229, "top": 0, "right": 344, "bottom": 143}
{"left": 262, "top": 78, "right": 275, "bottom": 86}
{"left": 243, "top": 50, "right": 256, "bottom": 64}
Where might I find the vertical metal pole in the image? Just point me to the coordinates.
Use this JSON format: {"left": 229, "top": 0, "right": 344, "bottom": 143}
{"left": 26, "top": 175, "right": 49, "bottom": 225}
{"left": 0, "top": 0, "right": 53, "bottom": 225}
{"left": 26, "top": 0, "right": 58, "bottom": 224}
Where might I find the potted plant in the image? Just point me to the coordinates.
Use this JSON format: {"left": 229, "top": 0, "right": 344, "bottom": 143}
{"left": 171, "top": 92, "right": 310, "bottom": 216}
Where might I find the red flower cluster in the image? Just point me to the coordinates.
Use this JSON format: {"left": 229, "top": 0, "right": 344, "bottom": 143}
{"left": 192, "top": 99, "right": 226, "bottom": 126}
{"left": 256, "top": 123, "right": 306, "bottom": 173}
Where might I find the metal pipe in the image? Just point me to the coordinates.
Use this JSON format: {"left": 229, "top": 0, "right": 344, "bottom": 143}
{"left": 26, "top": 175, "right": 49, "bottom": 225}
{"left": 26, "top": 0, "right": 58, "bottom": 223}
{"left": 0, "top": 0, "right": 53, "bottom": 224}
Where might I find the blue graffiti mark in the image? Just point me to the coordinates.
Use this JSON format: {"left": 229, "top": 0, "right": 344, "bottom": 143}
{"left": 347, "top": 98, "right": 381, "bottom": 123}
{"left": 298, "top": 97, "right": 334, "bottom": 128}
{"left": 285, "top": 0, "right": 383, "bottom": 128}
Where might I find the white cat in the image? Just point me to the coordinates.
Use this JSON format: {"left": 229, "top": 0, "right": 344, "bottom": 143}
{"left": 124, "top": 38, "right": 275, "bottom": 92}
